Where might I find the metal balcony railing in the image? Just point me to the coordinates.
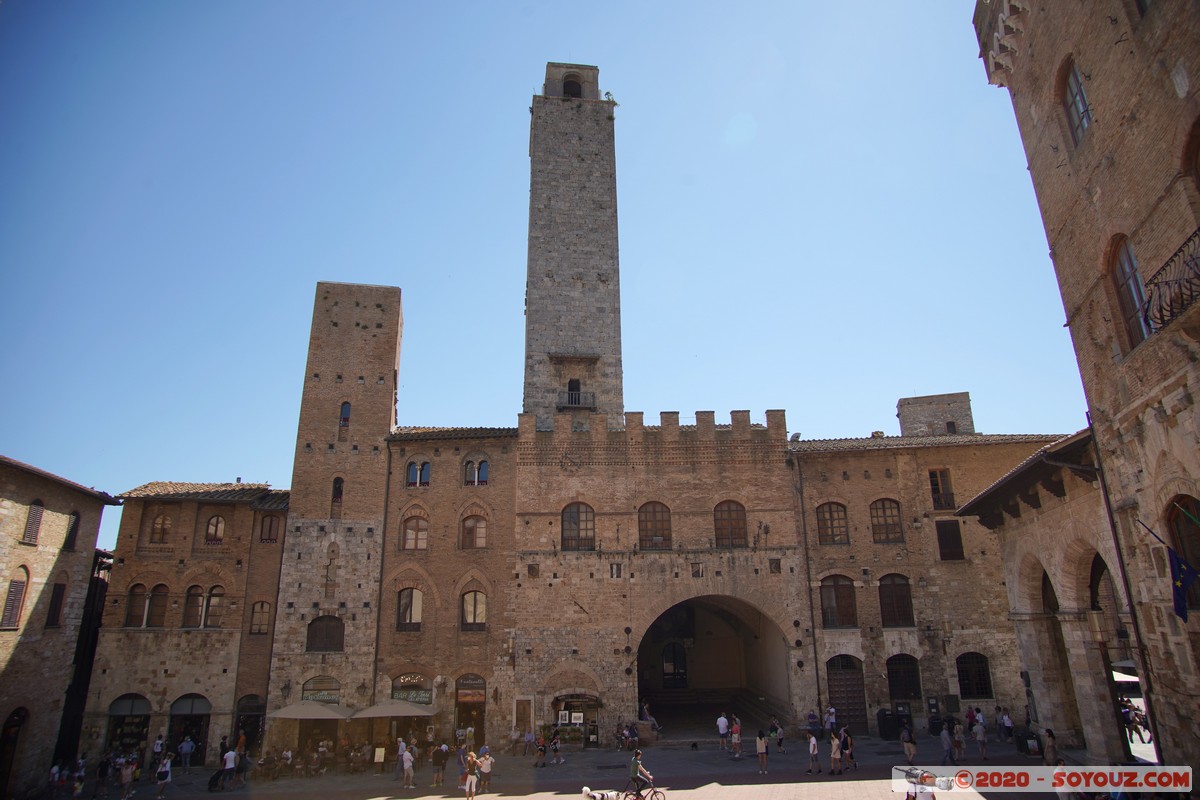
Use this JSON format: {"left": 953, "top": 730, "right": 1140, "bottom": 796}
{"left": 557, "top": 391, "right": 596, "bottom": 410}
{"left": 932, "top": 492, "right": 957, "bottom": 510}
{"left": 1143, "top": 226, "right": 1200, "bottom": 332}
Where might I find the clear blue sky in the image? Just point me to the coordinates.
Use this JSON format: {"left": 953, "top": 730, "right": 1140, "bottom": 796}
{"left": 0, "top": 2, "right": 1087, "bottom": 550}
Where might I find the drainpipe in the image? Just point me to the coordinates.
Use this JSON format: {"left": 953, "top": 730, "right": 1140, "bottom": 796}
{"left": 1086, "top": 412, "right": 1164, "bottom": 764}
{"left": 789, "top": 444, "right": 824, "bottom": 720}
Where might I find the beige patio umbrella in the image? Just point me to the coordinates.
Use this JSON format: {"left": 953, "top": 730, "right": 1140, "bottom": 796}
{"left": 268, "top": 700, "right": 355, "bottom": 719}
{"left": 352, "top": 699, "right": 436, "bottom": 719}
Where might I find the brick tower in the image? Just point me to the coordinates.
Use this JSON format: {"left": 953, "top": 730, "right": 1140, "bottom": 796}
{"left": 268, "top": 282, "right": 401, "bottom": 720}
{"left": 523, "top": 63, "right": 624, "bottom": 431}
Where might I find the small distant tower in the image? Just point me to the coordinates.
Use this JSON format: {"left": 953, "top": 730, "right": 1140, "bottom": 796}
{"left": 897, "top": 392, "right": 976, "bottom": 437}
{"left": 523, "top": 63, "right": 624, "bottom": 430}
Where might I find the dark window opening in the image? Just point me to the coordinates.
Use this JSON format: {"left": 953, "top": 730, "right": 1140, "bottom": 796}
{"left": 936, "top": 520, "right": 965, "bottom": 560}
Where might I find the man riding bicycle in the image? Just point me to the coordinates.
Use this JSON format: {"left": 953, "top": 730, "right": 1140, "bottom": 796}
{"left": 628, "top": 749, "right": 653, "bottom": 797}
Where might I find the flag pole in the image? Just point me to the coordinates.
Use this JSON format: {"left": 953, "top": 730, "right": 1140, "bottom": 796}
{"left": 1087, "top": 411, "right": 1164, "bottom": 764}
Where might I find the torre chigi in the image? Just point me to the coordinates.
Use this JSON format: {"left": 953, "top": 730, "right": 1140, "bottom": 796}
{"left": 83, "top": 64, "right": 1061, "bottom": 763}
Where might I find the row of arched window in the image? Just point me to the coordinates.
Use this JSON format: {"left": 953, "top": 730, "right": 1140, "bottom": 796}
{"left": 404, "top": 460, "right": 490, "bottom": 488}
{"left": 123, "top": 583, "right": 272, "bottom": 633}
{"left": 882, "top": 652, "right": 994, "bottom": 701}
{"left": 397, "top": 500, "right": 751, "bottom": 552}
{"left": 392, "top": 588, "right": 486, "bottom": 634}
{"left": 145, "top": 513, "right": 283, "bottom": 546}
{"left": 16, "top": 500, "right": 81, "bottom": 550}
{"left": 820, "top": 574, "right": 916, "bottom": 628}
{"left": 815, "top": 499, "right": 904, "bottom": 545}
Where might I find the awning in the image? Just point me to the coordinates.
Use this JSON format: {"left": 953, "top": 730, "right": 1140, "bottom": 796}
{"left": 267, "top": 701, "right": 354, "bottom": 720}
{"left": 352, "top": 699, "right": 437, "bottom": 719}
{"left": 1112, "top": 671, "right": 1140, "bottom": 683}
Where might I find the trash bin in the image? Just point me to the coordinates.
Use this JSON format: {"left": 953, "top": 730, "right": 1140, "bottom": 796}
{"left": 877, "top": 709, "right": 899, "bottom": 740}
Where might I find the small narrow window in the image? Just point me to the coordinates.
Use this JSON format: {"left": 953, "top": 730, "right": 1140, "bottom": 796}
{"left": 45, "top": 582, "right": 67, "bottom": 628}
{"left": 63, "top": 513, "right": 81, "bottom": 551}
{"left": 397, "top": 588, "right": 423, "bottom": 631}
{"left": 610, "top": 563, "right": 623, "bottom": 579}
{"left": 204, "top": 586, "right": 225, "bottom": 628}
{"left": 936, "top": 520, "right": 965, "bottom": 561}
{"left": 929, "top": 470, "right": 955, "bottom": 510}
{"left": 124, "top": 584, "right": 148, "bottom": 627}
{"left": 406, "top": 462, "right": 419, "bottom": 488}
{"left": 182, "top": 586, "right": 204, "bottom": 628}
{"left": 339, "top": 401, "right": 351, "bottom": 427}
{"left": 461, "top": 591, "right": 487, "bottom": 631}
{"left": 1112, "top": 238, "right": 1153, "bottom": 349}
{"left": 260, "top": 515, "right": 280, "bottom": 544}
{"left": 419, "top": 462, "right": 430, "bottom": 487}
{"left": 477, "top": 460, "right": 489, "bottom": 485}
{"left": 22, "top": 501, "right": 43, "bottom": 545}
{"left": 146, "top": 584, "right": 169, "bottom": 628}
{"left": 2, "top": 568, "right": 30, "bottom": 629}
{"left": 1063, "top": 60, "right": 1092, "bottom": 146}
{"left": 331, "top": 477, "right": 344, "bottom": 518}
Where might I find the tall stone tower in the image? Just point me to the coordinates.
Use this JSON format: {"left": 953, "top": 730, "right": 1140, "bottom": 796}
{"left": 523, "top": 63, "right": 623, "bottom": 431}
{"left": 268, "top": 281, "right": 401, "bottom": 717}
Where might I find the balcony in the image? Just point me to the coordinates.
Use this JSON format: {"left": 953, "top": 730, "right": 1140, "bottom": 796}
{"left": 557, "top": 391, "right": 596, "bottom": 410}
{"left": 1143, "top": 226, "right": 1200, "bottom": 332}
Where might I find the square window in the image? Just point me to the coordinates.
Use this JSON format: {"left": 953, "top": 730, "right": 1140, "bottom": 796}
{"left": 691, "top": 563, "right": 704, "bottom": 578}
{"left": 769, "top": 559, "right": 781, "bottom": 574}
{"left": 610, "top": 563, "right": 623, "bottom": 579}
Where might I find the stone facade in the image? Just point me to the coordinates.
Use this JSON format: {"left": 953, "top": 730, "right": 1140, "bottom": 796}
{"left": 83, "top": 62, "right": 1067, "bottom": 764}
{"left": 84, "top": 483, "right": 288, "bottom": 769}
{"left": 0, "top": 456, "right": 116, "bottom": 799}
{"left": 973, "top": 0, "right": 1200, "bottom": 768}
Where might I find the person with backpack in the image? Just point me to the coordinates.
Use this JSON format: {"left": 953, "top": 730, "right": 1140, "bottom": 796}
{"left": 839, "top": 726, "right": 857, "bottom": 770}
{"left": 900, "top": 722, "right": 916, "bottom": 765}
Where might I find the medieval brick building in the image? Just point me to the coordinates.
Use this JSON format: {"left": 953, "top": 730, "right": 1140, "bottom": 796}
{"left": 81, "top": 63, "right": 1062, "bottom": 766}
{"left": 972, "top": 0, "right": 1200, "bottom": 768}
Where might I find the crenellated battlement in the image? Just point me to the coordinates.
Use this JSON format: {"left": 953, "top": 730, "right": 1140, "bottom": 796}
{"left": 518, "top": 409, "right": 786, "bottom": 440}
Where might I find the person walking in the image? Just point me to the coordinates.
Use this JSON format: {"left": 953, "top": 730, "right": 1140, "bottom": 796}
{"left": 402, "top": 747, "right": 415, "bottom": 789}
{"left": 432, "top": 743, "right": 448, "bottom": 787}
{"left": 829, "top": 728, "right": 843, "bottom": 774}
{"left": 176, "top": 737, "right": 194, "bottom": 774}
{"left": 900, "top": 722, "right": 916, "bottom": 766}
{"left": 806, "top": 731, "right": 821, "bottom": 774}
{"left": 839, "top": 726, "right": 857, "bottom": 770}
{"left": 716, "top": 712, "right": 729, "bottom": 750}
{"left": 769, "top": 716, "right": 786, "bottom": 754}
{"left": 730, "top": 716, "right": 742, "bottom": 759}
{"left": 973, "top": 719, "right": 988, "bottom": 760}
{"left": 478, "top": 749, "right": 495, "bottom": 792}
{"left": 153, "top": 753, "right": 172, "bottom": 800}
{"left": 940, "top": 724, "right": 957, "bottom": 766}
{"left": 755, "top": 730, "right": 769, "bottom": 774}
{"left": 1041, "top": 729, "right": 1058, "bottom": 767}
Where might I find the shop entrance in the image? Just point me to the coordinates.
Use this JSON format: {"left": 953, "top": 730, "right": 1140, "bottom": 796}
{"left": 455, "top": 674, "right": 486, "bottom": 748}
{"left": 168, "top": 695, "right": 211, "bottom": 767}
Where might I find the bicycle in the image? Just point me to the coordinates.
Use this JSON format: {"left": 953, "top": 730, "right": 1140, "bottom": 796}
{"left": 622, "top": 778, "right": 665, "bottom": 800}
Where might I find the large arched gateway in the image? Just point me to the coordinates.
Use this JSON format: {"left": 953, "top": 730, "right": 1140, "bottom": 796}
{"left": 636, "top": 595, "right": 794, "bottom": 729}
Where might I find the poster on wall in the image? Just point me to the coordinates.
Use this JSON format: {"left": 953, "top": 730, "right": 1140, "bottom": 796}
{"left": 558, "top": 711, "right": 570, "bottom": 725}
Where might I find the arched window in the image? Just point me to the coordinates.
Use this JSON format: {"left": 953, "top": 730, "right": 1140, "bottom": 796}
{"left": 301, "top": 675, "right": 340, "bottom": 703}
{"left": 22, "top": 501, "right": 43, "bottom": 544}
{"left": 464, "top": 460, "right": 490, "bottom": 486}
{"left": 339, "top": 401, "right": 351, "bottom": 427}
{"left": 151, "top": 514, "right": 171, "bottom": 544}
{"left": 260, "top": 515, "right": 280, "bottom": 543}
{"left": 816, "top": 503, "right": 849, "bottom": 545}
{"left": 204, "top": 586, "right": 225, "bottom": 628}
{"left": 182, "top": 585, "right": 204, "bottom": 628}
{"left": 250, "top": 601, "right": 271, "bottom": 635}
{"left": 125, "top": 584, "right": 147, "bottom": 627}
{"left": 146, "top": 584, "right": 168, "bottom": 627}
{"left": 638, "top": 502, "right": 672, "bottom": 550}
{"left": 397, "top": 588, "right": 423, "bottom": 631}
{"left": 562, "top": 503, "right": 595, "bottom": 551}
{"left": 461, "top": 516, "right": 487, "bottom": 549}
{"left": 331, "top": 478, "right": 344, "bottom": 505}
{"left": 714, "top": 501, "right": 747, "bottom": 548}
{"left": 64, "top": 512, "right": 81, "bottom": 551}
{"left": 956, "top": 652, "right": 994, "bottom": 699}
{"left": 407, "top": 462, "right": 431, "bottom": 488}
{"left": 563, "top": 76, "right": 582, "bottom": 98}
{"left": 869, "top": 499, "right": 903, "bottom": 543}
{"left": 879, "top": 574, "right": 914, "bottom": 627}
{"left": 401, "top": 517, "right": 428, "bottom": 550}
{"left": 1062, "top": 58, "right": 1092, "bottom": 146}
{"left": 1168, "top": 495, "right": 1200, "bottom": 612}
{"left": 461, "top": 591, "right": 487, "bottom": 631}
{"left": 306, "top": 615, "right": 345, "bottom": 652}
{"left": 1112, "top": 237, "right": 1152, "bottom": 349}
{"left": 820, "top": 575, "right": 857, "bottom": 628}
{"left": 205, "top": 516, "right": 225, "bottom": 545}
{"left": 887, "top": 654, "right": 923, "bottom": 700}
{"left": 1, "top": 566, "right": 30, "bottom": 629}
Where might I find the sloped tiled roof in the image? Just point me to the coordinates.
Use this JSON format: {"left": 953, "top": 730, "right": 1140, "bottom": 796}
{"left": 0, "top": 454, "right": 120, "bottom": 505}
{"left": 957, "top": 429, "right": 1091, "bottom": 515}
{"left": 251, "top": 490, "right": 290, "bottom": 511}
{"left": 787, "top": 432, "right": 1063, "bottom": 453}
{"left": 120, "top": 481, "right": 274, "bottom": 503}
{"left": 390, "top": 426, "right": 518, "bottom": 442}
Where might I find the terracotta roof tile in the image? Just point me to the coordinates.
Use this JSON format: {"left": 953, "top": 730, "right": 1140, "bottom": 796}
{"left": 390, "top": 426, "right": 518, "bottom": 442}
{"left": 0, "top": 455, "right": 120, "bottom": 505}
{"left": 957, "top": 429, "right": 1091, "bottom": 514}
{"left": 119, "top": 481, "right": 274, "bottom": 503}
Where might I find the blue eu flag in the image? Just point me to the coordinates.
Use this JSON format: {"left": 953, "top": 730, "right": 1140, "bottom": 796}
{"left": 1169, "top": 547, "right": 1198, "bottom": 622}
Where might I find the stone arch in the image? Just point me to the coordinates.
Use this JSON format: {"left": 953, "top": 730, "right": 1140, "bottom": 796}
{"left": 453, "top": 568, "right": 494, "bottom": 599}
{"left": 1011, "top": 549, "right": 1052, "bottom": 614}
{"left": 1058, "top": 536, "right": 1110, "bottom": 611}
{"left": 398, "top": 501, "right": 430, "bottom": 520}
{"left": 542, "top": 659, "right": 603, "bottom": 697}
{"left": 387, "top": 564, "right": 443, "bottom": 606}
{"left": 456, "top": 500, "right": 493, "bottom": 520}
